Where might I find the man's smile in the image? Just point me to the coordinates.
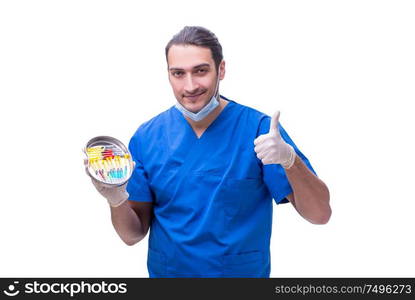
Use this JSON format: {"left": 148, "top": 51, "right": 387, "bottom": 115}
{"left": 184, "top": 91, "right": 206, "bottom": 101}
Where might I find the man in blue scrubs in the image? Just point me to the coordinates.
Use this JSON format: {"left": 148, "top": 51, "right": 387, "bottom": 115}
{"left": 87, "top": 26, "right": 331, "bottom": 277}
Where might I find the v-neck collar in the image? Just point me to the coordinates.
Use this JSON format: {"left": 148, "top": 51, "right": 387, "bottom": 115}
{"left": 173, "top": 96, "right": 235, "bottom": 141}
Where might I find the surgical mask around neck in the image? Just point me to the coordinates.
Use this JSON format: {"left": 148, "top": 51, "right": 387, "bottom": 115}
{"left": 175, "top": 66, "right": 221, "bottom": 122}
{"left": 175, "top": 95, "right": 219, "bottom": 122}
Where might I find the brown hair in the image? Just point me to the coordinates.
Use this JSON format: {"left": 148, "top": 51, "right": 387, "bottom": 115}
{"left": 165, "top": 26, "right": 223, "bottom": 73}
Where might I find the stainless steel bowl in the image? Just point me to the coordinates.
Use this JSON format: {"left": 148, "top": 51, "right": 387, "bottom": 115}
{"left": 84, "top": 136, "right": 133, "bottom": 186}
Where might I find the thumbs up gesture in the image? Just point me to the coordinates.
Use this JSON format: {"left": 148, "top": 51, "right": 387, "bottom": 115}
{"left": 254, "top": 111, "right": 296, "bottom": 169}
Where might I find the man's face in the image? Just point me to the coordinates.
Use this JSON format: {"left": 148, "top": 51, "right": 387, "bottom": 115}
{"left": 167, "top": 44, "right": 225, "bottom": 113}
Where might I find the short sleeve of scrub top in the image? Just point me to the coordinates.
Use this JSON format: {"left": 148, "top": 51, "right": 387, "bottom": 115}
{"left": 257, "top": 116, "right": 317, "bottom": 205}
{"left": 126, "top": 132, "right": 153, "bottom": 203}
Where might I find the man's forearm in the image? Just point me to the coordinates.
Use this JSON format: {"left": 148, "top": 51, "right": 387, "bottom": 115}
{"left": 110, "top": 201, "right": 145, "bottom": 245}
{"left": 285, "top": 154, "right": 331, "bottom": 224}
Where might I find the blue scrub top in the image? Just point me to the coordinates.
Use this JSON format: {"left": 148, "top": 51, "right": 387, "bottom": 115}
{"left": 126, "top": 96, "right": 316, "bottom": 278}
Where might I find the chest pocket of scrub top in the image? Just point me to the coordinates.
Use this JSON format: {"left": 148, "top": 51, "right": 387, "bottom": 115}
{"left": 221, "top": 177, "right": 264, "bottom": 217}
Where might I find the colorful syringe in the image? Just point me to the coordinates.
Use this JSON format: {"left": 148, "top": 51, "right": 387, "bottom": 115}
{"left": 86, "top": 145, "right": 132, "bottom": 185}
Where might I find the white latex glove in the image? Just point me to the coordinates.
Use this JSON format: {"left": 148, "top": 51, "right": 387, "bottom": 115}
{"left": 253, "top": 111, "right": 296, "bottom": 169}
{"left": 84, "top": 160, "right": 133, "bottom": 207}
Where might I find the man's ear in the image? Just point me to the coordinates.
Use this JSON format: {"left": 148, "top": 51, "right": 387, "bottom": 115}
{"left": 219, "top": 60, "right": 226, "bottom": 80}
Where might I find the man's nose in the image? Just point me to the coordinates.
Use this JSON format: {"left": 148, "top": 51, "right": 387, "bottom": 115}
{"left": 183, "top": 74, "right": 199, "bottom": 93}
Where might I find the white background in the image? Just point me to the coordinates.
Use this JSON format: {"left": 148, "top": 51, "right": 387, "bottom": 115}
{"left": 1, "top": 0, "right": 414, "bottom": 277}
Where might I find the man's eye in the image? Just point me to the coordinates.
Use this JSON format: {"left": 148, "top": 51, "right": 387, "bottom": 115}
{"left": 197, "top": 69, "right": 207, "bottom": 74}
{"left": 172, "top": 71, "right": 184, "bottom": 77}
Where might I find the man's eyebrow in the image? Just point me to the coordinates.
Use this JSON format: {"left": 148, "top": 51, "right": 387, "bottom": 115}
{"left": 169, "top": 63, "right": 211, "bottom": 71}
{"left": 192, "top": 63, "right": 211, "bottom": 69}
